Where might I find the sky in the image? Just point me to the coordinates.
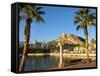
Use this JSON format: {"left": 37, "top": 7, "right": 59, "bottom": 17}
{"left": 19, "top": 5, "right": 96, "bottom": 43}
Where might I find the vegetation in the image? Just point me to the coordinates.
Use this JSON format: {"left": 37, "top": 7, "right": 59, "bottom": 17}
{"left": 74, "top": 8, "right": 96, "bottom": 62}
{"left": 47, "top": 40, "right": 58, "bottom": 46}
{"left": 19, "top": 46, "right": 50, "bottom": 53}
{"left": 90, "top": 38, "right": 96, "bottom": 50}
{"left": 91, "top": 38, "right": 96, "bottom": 44}
{"left": 19, "top": 4, "right": 45, "bottom": 72}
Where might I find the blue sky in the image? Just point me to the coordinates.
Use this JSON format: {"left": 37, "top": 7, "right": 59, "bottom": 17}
{"left": 19, "top": 5, "right": 96, "bottom": 42}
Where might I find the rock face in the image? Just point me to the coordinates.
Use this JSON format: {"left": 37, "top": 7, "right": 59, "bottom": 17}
{"left": 58, "top": 33, "right": 85, "bottom": 45}
{"left": 48, "top": 33, "right": 85, "bottom": 45}
{"left": 47, "top": 33, "right": 85, "bottom": 53}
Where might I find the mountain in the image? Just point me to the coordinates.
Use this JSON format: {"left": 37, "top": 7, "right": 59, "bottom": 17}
{"left": 48, "top": 33, "right": 85, "bottom": 46}
{"left": 58, "top": 33, "right": 85, "bottom": 45}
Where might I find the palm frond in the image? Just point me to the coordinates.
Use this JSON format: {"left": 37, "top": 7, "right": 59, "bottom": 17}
{"left": 38, "top": 11, "right": 45, "bottom": 15}
{"left": 89, "top": 13, "right": 96, "bottom": 19}
{"left": 35, "top": 14, "right": 45, "bottom": 23}
{"left": 19, "top": 16, "right": 23, "bottom": 20}
{"left": 76, "top": 25, "right": 81, "bottom": 31}
{"left": 83, "top": 8, "right": 90, "bottom": 14}
{"left": 88, "top": 20, "right": 96, "bottom": 26}
{"left": 74, "top": 16, "right": 82, "bottom": 24}
{"left": 36, "top": 7, "right": 43, "bottom": 11}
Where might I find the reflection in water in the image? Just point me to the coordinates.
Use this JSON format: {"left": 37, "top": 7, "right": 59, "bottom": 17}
{"left": 19, "top": 55, "right": 70, "bottom": 71}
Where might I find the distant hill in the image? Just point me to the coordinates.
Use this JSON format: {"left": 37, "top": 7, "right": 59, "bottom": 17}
{"left": 47, "top": 33, "right": 85, "bottom": 46}
{"left": 58, "top": 33, "right": 85, "bottom": 45}
{"left": 47, "top": 40, "right": 58, "bottom": 47}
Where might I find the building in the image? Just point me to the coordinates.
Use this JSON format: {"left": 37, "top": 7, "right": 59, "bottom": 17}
{"left": 58, "top": 33, "right": 85, "bottom": 52}
{"left": 58, "top": 33, "right": 85, "bottom": 45}
{"left": 33, "top": 40, "right": 48, "bottom": 49}
{"left": 47, "top": 33, "right": 85, "bottom": 53}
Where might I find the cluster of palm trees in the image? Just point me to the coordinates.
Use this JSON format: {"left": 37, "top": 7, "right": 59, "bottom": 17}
{"left": 19, "top": 4, "right": 96, "bottom": 72}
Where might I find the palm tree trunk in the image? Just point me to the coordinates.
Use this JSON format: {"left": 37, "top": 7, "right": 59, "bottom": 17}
{"left": 19, "top": 41, "right": 29, "bottom": 72}
{"left": 86, "top": 35, "right": 89, "bottom": 63}
{"left": 19, "top": 17, "right": 31, "bottom": 72}
{"left": 84, "top": 28, "right": 89, "bottom": 63}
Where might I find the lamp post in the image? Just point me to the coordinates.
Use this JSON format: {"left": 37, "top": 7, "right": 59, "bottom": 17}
{"left": 58, "top": 39, "right": 64, "bottom": 68}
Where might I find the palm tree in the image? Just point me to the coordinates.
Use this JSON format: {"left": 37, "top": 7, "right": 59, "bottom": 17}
{"left": 19, "top": 4, "right": 45, "bottom": 72}
{"left": 74, "top": 8, "right": 96, "bottom": 63}
{"left": 91, "top": 38, "right": 96, "bottom": 44}
{"left": 91, "top": 38, "right": 96, "bottom": 50}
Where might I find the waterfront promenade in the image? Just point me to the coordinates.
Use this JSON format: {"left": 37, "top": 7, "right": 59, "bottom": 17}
{"left": 32, "top": 61, "right": 96, "bottom": 71}
{"left": 27, "top": 53, "right": 96, "bottom": 59}
{"left": 47, "top": 61, "right": 96, "bottom": 70}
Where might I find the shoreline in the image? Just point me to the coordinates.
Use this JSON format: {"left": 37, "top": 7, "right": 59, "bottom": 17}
{"left": 27, "top": 53, "right": 96, "bottom": 60}
{"left": 19, "top": 53, "right": 96, "bottom": 60}
{"left": 27, "top": 53, "right": 96, "bottom": 56}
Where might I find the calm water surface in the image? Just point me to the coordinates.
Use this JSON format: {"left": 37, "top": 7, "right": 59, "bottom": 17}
{"left": 19, "top": 55, "right": 70, "bottom": 71}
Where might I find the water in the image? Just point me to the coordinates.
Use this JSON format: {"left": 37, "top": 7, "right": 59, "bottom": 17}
{"left": 19, "top": 55, "right": 70, "bottom": 71}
